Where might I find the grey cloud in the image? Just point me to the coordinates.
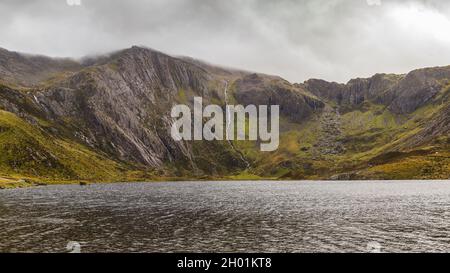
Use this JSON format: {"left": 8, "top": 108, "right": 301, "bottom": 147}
{"left": 1, "top": 0, "right": 450, "bottom": 83}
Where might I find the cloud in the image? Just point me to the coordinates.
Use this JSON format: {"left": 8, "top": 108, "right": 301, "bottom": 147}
{"left": 367, "top": 0, "right": 382, "bottom": 6}
{"left": 1, "top": 0, "right": 450, "bottom": 83}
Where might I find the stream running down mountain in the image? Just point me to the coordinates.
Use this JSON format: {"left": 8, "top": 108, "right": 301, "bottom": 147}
{"left": 223, "top": 80, "right": 251, "bottom": 169}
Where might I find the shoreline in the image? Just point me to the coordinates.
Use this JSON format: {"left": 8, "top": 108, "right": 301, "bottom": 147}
{"left": 0, "top": 175, "right": 278, "bottom": 189}
{"left": 1, "top": 176, "right": 449, "bottom": 190}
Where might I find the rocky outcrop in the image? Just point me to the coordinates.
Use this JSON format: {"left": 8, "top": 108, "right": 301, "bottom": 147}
{"left": 234, "top": 73, "right": 324, "bottom": 122}
{"left": 301, "top": 79, "right": 347, "bottom": 104}
{"left": 386, "top": 67, "right": 450, "bottom": 114}
{"left": 304, "top": 67, "right": 450, "bottom": 114}
{"left": 400, "top": 103, "right": 450, "bottom": 148}
{"left": 32, "top": 47, "right": 217, "bottom": 169}
{"left": 303, "top": 73, "right": 401, "bottom": 108}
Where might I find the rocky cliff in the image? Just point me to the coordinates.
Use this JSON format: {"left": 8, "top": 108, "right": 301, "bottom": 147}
{"left": 0, "top": 46, "right": 448, "bottom": 184}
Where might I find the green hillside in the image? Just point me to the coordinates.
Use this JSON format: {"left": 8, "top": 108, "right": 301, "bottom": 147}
{"left": 0, "top": 46, "right": 449, "bottom": 188}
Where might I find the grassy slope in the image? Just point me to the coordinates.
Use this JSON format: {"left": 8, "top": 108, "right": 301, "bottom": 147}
{"left": 0, "top": 75, "right": 449, "bottom": 186}
{"left": 0, "top": 109, "right": 157, "bottom": 187}
{"left": 0, "top": 81, "right": 257, "bottom": 187}
{"left": 230, "top": 85, "right": 450, "bottom": 180}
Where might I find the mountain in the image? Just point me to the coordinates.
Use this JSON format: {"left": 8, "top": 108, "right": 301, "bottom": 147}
{"left": 0, "top": 46, "right": 448, "bottom": 187}
{"left": 0, "top": 47, "right": 82, "bottom": 88}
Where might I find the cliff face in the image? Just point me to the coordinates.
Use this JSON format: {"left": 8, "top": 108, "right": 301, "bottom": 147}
{"left": 33, "top": 46, "right": 213, "bottom": 168}
{"left": 234, "top": 73, "right": 324, "bottom": 122}
{"left": 387, "top": 67, "right": 450, "bottom": 114}
{"left": 0, "top": 46, "right": 448, "bottom": 182}
{"left": 304, "top": 66, "right": 450, "bottom": 115}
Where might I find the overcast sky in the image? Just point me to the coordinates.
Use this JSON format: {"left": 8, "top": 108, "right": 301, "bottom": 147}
{"left": 1, "top": 0, "right": 450, "bottom": 83}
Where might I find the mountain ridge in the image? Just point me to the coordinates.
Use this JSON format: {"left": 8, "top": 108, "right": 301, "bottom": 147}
{"left": 0, "top": 46, "right": 448, "bottom": 187}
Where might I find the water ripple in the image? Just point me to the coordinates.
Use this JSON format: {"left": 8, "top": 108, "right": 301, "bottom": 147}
{"left": 0, "top": 180, "right": 450, "bottom": 252}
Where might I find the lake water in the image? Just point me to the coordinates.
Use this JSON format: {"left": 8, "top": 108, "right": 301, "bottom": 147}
{"left": 0, "top": 180, "right": 450, "bottom": 253}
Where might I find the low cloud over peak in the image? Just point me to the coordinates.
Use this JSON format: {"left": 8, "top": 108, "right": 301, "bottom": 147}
{"left": 1, "top": 0, "right": 450, "bottom": 83}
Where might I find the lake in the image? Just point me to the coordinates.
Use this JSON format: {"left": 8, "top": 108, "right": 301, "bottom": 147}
{"left": 0, "top": 180, "right": 449, "bottom": 253}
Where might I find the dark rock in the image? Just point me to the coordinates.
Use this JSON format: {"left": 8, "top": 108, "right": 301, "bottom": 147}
{"left": 234, "top": 73, "right": 324, "bottom": 122}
